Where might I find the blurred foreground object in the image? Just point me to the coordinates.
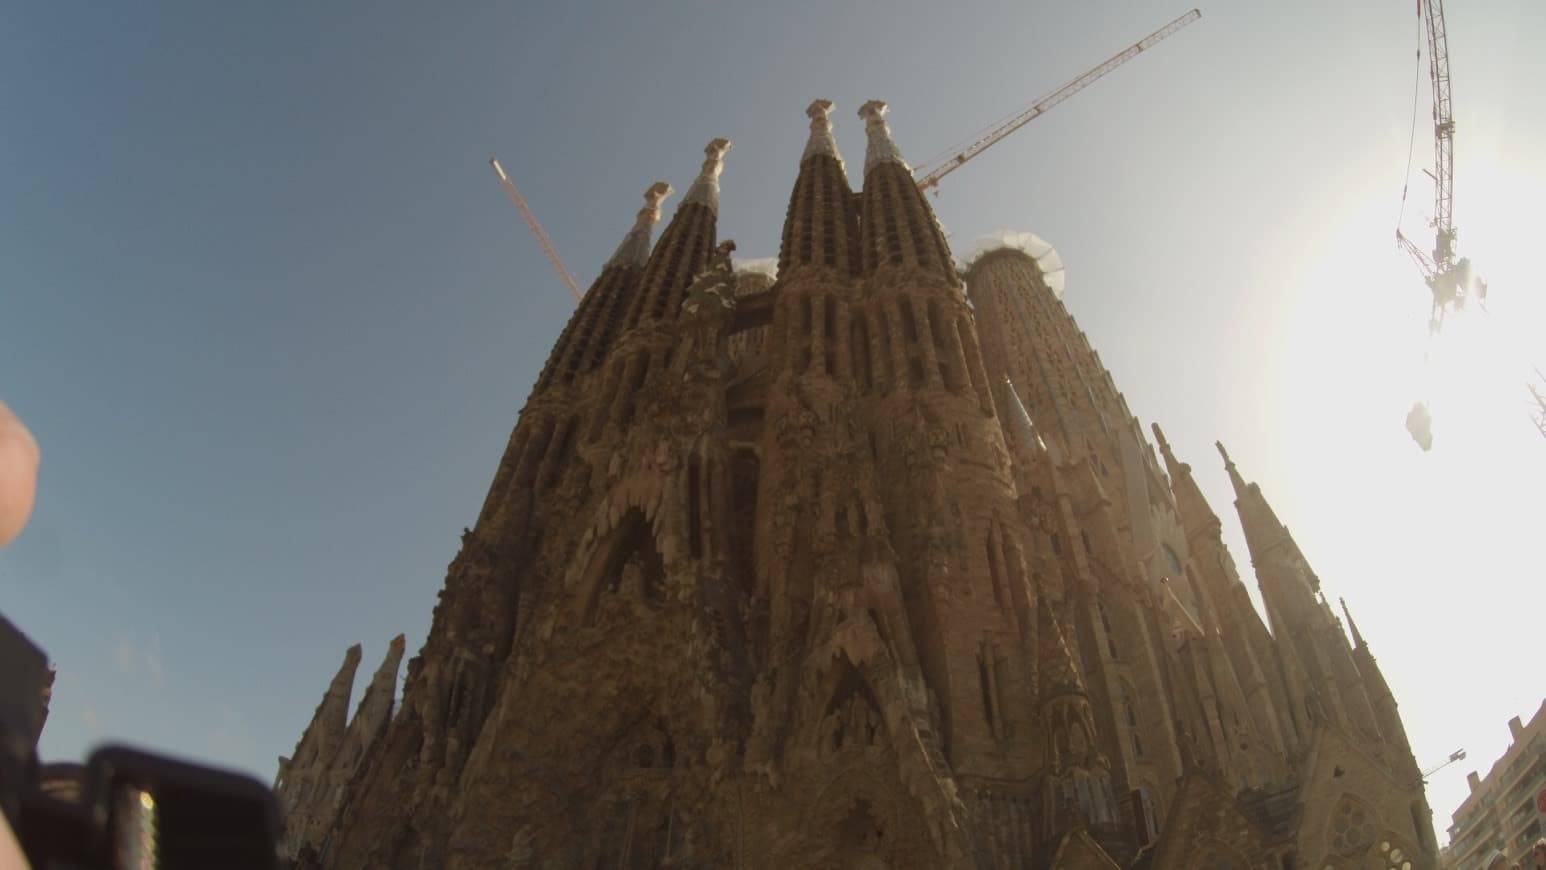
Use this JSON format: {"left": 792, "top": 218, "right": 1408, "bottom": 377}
{"left": 0, "top": 614, "right": 280, "bottom": 870}
{"left": 0, "top": 401, "right": 38, "bottom": 547}
{"left": 1406, "top": 401, "right": 1434, "bottom": 452}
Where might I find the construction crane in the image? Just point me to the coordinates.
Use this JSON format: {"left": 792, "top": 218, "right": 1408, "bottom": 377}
{"left": 914, "top": 9, "right": 1202, "bottom": 193}
{"left": 1397, "top": 0, "right": 1498, "bottom": 451}
{"left": 1421, "top": 748, "right": 1466, "bottom": 782}
{"left": 489, "top": 158, "right": 584, "bottom": 302}
{"left": 1395, "top": 0, "right": 1485, "bottom": 337}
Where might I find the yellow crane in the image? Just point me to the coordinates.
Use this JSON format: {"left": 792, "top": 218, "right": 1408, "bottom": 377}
{"left": 489, "top": 158, "right": 583, "bottom": 302}
{"left": 914, "top": 9, "right": 1202, "bottom": 193}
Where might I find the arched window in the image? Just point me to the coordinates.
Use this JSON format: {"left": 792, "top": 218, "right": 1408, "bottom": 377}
{"left": 1099, "top": 602, "right": 1119, "bottom": 658}
{"left": 1137, "top": 783, "right": 1160, "bottom": 842}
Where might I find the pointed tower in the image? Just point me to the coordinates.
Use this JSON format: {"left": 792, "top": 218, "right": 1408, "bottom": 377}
{"left": 779, "top": 99, "right": 860, "bottom": 281}
{"left": 1153, "top": 425, "right": 1298, "bottom": 764}
{"left": 282, "top": 636, "right": 408, "bottom": 863}
{"left": 275, "top": 644, "right": 361, "bottom": 851}
{"left": 1218, "top": 443, "right": 1385, "bottom": 744}
{"left": 1340, "top": 597, "right": 1433, "bottom": 849}
{"left": 620, "top": 139, "right": 728, "bottom": 333}
{"left": 590, "top": 140, "right": 729, "bottom": 443}
{"left": 853, "top": 100, "right": 1034, "bottom": 776}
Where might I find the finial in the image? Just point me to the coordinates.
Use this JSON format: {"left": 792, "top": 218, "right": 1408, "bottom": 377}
{"left": 858, "top": 100, "right": 910, "bottom": 175}
{"left": 1339, "top": 597, "right": 1367, "bottom": 648}
{"left": 1217, "top": 441, "right": 1249, "bottom": 497}
{"left": 1152, "top": 422, "right": 1172, "bottom": 454}
{"left": 801, "top": 99, "right": 845, "bottom": 170}
{"left": 390, "top": 633, "right": 406, "bottom": 649}
{"left": 681, "top": 137, "right": 732, "bottom": 214}
{"left": 605, "top": 181, "right": 674, "bottom": 269}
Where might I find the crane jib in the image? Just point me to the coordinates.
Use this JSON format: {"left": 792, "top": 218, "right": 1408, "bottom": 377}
{"left": 915, "top": 9, "right": 1202, "bottom": 191}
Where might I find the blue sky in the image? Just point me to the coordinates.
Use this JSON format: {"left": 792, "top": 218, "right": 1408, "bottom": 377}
{"left": 3, "top": 1, "right": 1542, "bottom": 842}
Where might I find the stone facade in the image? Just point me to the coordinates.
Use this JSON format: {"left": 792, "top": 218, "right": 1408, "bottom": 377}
{"left": 276, "top": 635, "right": 404, "bottom": 865}
{"left": 283, "top": 99, "right": 1435, "bottom": 869}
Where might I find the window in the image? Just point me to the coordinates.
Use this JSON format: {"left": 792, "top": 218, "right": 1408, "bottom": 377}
{"left": 1100, "top": 603, "right": 1119, "bottom": 658}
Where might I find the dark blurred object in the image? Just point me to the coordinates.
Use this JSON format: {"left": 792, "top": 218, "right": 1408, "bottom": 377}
{"left": 1, "top": 613, "right": 281, "bottom": 870}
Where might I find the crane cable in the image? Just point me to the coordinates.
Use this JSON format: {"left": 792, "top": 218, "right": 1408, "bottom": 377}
{"left": 1396, "top": 7, "right": 1425, "bottom": 235}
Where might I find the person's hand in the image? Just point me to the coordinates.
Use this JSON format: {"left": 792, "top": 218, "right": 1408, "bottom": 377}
{"left": 0, "top": 400, "right": 39, "bottom": 546}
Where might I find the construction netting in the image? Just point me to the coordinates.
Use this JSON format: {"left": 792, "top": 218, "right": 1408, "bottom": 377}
{"left": 963, "top": 230, "right": 1067, "bottom": 298}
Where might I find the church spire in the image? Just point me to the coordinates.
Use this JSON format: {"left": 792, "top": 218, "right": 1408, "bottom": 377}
{"left": 779, "top": 100, "right": 860, "bottom": 277}
{"left": 538, "top": 181, "right": 675, "bottom": 389}
{"left": 1006, "top": 378, "right": 1057, "bottom": 462}
{"left": 680, "top": 137, "right": 732, "bottom": 214}
{"left": 802, "top": 98, "right": 844, "bottom": 168}
{"left": 856, "top": 101, "right": 955, "bottom": 282}
{"left": 1215, "top": 441, "right": 1299, "bottom": 579}
{"left": 1339, "top": 597, "right": 1366, "bottom": 649}
{"left": 1153, "top": 423, "right": 1222, "bottom": 537}
{"left": 1216, "top": 440, "right": 1248, "bottom": 499}
{"left": 624, "top": 138, "right": 728, "bottom": 330}
{"left": 276, "top": 643, "right": 361, "bottom": 793}
{"left": 604, "top": 181, "right": 673, "bottom": 270}
{"left": 858, "top": 99, "right": 910, "bottom": 174}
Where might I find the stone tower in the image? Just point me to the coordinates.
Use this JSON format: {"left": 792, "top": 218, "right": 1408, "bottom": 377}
{"left": 292, "top": 101, "right": 1436, "bottom": 869}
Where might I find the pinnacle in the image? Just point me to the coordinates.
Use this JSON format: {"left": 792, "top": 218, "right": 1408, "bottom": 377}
{"left": 859, "top": 99, "right": 910, "bottom": 175}
{"left": 604, "top": 181, "right": 674, "bottom": 269}
{"left": 801, "top": 98, "right": 845, "bottom": 170}
{"left": 681, "top": 137, "right": 732, "bottom": 214}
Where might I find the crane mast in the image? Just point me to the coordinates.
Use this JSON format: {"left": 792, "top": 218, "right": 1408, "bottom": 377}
{"left": 1396, "top": 0, "right": 1480, "bottom": 335}
{"left": 490, "top": 158, "right": 584, "bottom": 302}
{"left": 914, "top": 9, "right": 1202, "bottom": 193}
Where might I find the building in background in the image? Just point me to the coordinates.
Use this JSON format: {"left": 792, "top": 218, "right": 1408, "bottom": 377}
{"left": 1443, "top": 700, "right": 1546, "bottom": 870}
{"left": 281, "top": 99, "right": 1436, "bottom": 869}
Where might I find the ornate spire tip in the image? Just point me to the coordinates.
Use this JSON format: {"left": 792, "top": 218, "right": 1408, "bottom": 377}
{"left": 605, "top": 180, "right": 675, "bottom": 269}
{"left": 858, "top": 99, "right": 909, "bottom": 174}
{"left": 801, "top": 99, "right": 844, "bottom": 168}
{"left": 681, "top": 137, "right": 732, "bottom": 213}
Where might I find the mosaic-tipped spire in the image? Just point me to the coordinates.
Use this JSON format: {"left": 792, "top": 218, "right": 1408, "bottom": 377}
{"left": 605, "top": 182, "right": 674, "bottom": 269}
{"left": 802, "top": 98, "right": 844, "bottom": 169}
{"left": 780, "top": 101, "right": 860, "bottom": 277}
{"left": 624, "top": 140, "right": 726, "bottom": 329}
{"left": 681, "top": 137, "right": 732, "bottom": 214}
{"left": 856, "top": 100, "right": 955, "bottom": 280}
{"left": 858, "top": 100, "right": 910, "bottom": 175}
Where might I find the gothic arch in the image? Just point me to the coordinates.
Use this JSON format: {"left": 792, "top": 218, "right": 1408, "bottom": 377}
{"left": 814, "top": 656, "right": 889, "bottom": 756}
{"left": 575, "top": 506, "right": 668, "bottom": 626}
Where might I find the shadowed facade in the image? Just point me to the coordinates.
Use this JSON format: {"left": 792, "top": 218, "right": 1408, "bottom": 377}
{"left": 280, "top": 99, "right": 1435, "bottom": 870}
